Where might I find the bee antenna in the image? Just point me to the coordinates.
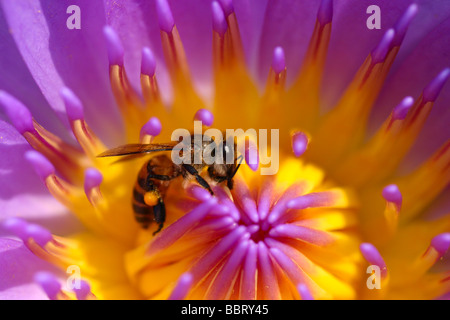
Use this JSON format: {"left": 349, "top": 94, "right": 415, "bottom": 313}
{"left": 230, "top": 155, "right": 244, "bottom": 180}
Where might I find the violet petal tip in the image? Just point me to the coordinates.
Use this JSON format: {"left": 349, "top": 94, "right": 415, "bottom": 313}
{"left": 431, "top": 233, "right": 450, "bottom": 256}
{"left": 272, "top": 46, "right": 286, "bottom": 74}
{"left": 103, "top": 26, "right": 124, "bottom": 66}
{"left": 60, "top": 87, "right": 84, "bottom": 121}
{"left": 392, "top": 96, "right": 414, "bottom": 120}
{"left": 74, "top": 280, "right": 92, "bottom": 300}
{"left": 218, "top": 0, "right": 234, "bottom": 16}
{"left": 360, "top": 243, "right": 387, "bottom": 277}
{"left": 297, "top": 283, "right": 314, "bottom": 300}
{"left": 84, "top": 168, "right": 103, "bottom": 191}
{"left": 382, "top": 184, "right": 402, "bottom": 207}
{"left": 169, "top": 273, "right": 193, "bottom": 300}
{"left": 24, "top": 150, "right": 55, "bottom": 180}
{"left": 194, "top": 109, "right": 214, "bottom": 127}
{"left": 156, "top": 0, "right": 175, "bottom": 33}
{"left": 34, "top": 272, "right": 61, "bottom": 300}
{"left": 371, "top": 29, "right": 395, "bottom": 64}
{"left": 141, "top": 117, "right": 162, "bottom": 137}
{"left": 141, "top": 47, "right": 156, "bottom": 76}
{"left": 318, "top": 0, "right": 333, "bottom": 25}
{"left": 25, "top": 223, "right": 53, "bottom": 247}
{"left": 392, "top": 3, "right": 418, "bottom": 46}
{"left": 423, "top": 68, "right": 450, "bottom": 103}
{"left": 212, "top": 1, "right": 227, "bottom": 36}
{"left": 291, "top": 131, "right": 308, "bottom": 157}
{"left": 2, "top": 217, "right": 28, "bottom": 241}
{"left": 0, "top": 91, "right": 34, "bottom": 134}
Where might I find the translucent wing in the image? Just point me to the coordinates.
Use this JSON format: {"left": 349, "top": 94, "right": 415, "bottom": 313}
{"left": 97, "top": 143, "right": 178, "bottom": 158}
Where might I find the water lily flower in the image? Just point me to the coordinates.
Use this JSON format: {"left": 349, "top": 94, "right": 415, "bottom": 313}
{"left": 0, "top": 0, "right": 449, "bottom": 300}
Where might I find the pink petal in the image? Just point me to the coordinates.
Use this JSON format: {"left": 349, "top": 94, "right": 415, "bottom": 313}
{"left": 1, "top": 0, "right": 123, "bottom": 145}
{"left": 0, "top": 120, "right": 82, "bottom": 235}
{"left": 0, "top": 238, "right": 60, "bottom": 300}
{"left": 371, "top": 17, "right": 450, "bottom": 171}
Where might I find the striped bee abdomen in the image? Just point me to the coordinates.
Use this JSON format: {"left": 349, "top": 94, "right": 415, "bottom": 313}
{"left": 132, "top": 154, "right": 181, "bottom": 235}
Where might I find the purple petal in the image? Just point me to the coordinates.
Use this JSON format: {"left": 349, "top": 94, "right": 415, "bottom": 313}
{"left": 1, "top": 0, "right": 123, "bottom": 145}
{"left": 141, "top": 47, "right": 157, "bottom": 77}
{"left": 194, "top": 109, "right": 214, "bottom": 127}
{"left": 33, "top": 271, "right": 62, "bottom": 300}
{"left": 0, "top": 9, "right": 66, "bottom": 137}
{"left": 271, "top": 46, "right": 286, "bottom": 74}
{"left": 322, "top": 0, "right": 450, "bottom": 111}
{"left": 147, "top": 199, "right": 217, "bottom": 255}
{"left": 156, "top": 0, "right": 175, "bottom": 33}
{"left": 360, "top": 242, "right": 388, "bottom": 278}
{"left": 104, "top": 0, "right": 212, "bottom": 102}
{"left": 233, "top": 0, "right": 269, "bottom": 73}
{"left": 212, "top": 1, "right": 228, "bottom": 37}
{"left": 297, "top": 283, "right": 314, "bottom": 300}
{"left": 382, "top": 184, "right": 402, "bottom": 208}
{"left": 104, "top": 0, "right": 170, "bottom": 99}
{"left": 168, "top": 273, "right": 193, "bottom": 300}
{"left": 0, "top": 238, "right": 61, "bottom": 300}
{"left": 371, "top": 16, "right": 450, "bottom": 171}
{"left": 256, "top": 0, "right": 321, "bottom": 84}
{"left": 0, "top": 120, "right": 82, "bottom": 235}
{"left": 103, "top": 25, "right": 125, "bottom": 66}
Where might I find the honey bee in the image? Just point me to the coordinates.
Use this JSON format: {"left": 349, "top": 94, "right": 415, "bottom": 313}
{"left": 98, "top": 133, "right": 243, "bottom": 235}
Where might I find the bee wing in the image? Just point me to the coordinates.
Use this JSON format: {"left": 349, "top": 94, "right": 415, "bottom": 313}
{"left": 97, "top": 143, "right": 179, "bottom": 158}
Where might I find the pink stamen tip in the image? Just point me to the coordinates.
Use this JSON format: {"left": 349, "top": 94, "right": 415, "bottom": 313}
{"left": 148, "top": 199, "right": 217, "bottom": 255}
{"left": 423, "top": 68, "right": 450, "bottom": 103}
{"left": 393, "top": 4, "right": 418, "bottom": 46}
{"left": 286, "top": 192, "right": 334, "bottom": 210}
{"left": 430, "top": 233, "right": 450, "bottom": 256}
{"left": 360, "top": 243, "right": 387, "bottom": 277}
{"left": 392, "top": 96, "right": 414, "bottom": 120}
{"left": 141, "top": 47, "right": 156, "bottom": 76}
{"left": 245, "top": 154, "right": 259, "bottom": 172}
{"left": 34, "top": 272, "right": 61, "bottom": 300}
{"left": 25, "top": 223, "right": 53, "bottom": 247}
{"left": 140, "top": 117, "right": 162, "bottom": 139}
{"left": 209, "top": 198, "right": 233, "bottom": 216}
{"left": 103, "top": 26, "right": 124, "bottom": 66}
{"left": 371, "top": 29, "right": 395, "bottom": 64}
{"left": 0, "top": 91, "right": 34, "bottom": 134}
{"left": 291, "top": 131, "right": 308, "bottom": 157}
{"left": 169, "top": 273, "right": 193, "bottom": 300}
{"left": 297, "top": 284, "right": 314, "bottom": 300}
{"left": 2, "top": 217, "right": 28, "bottom": 241}
{"left": 245, "top": 141, "right": 259, "bottom": 171}
{"left": 25, "top": 150, "right": 55, "bottom": 181}
{"left": 382, "top": 184, "right": 402, "bottom": 208}
{"left": 60, "top": 87, "right": 84, "bottom": 121}
{"left": 84, "top": 168, "right": 103, "bottom": 193}
{"left": 272, "top": 46, "right": 286, "bottom": 74}
{"left": 318, "top": 0, "right": 333, "bottom": 25}
{"left": 218, "top": 0, "right": 234, "bottom": 16}
{"left": 194, "top": 109, "right": 214, "bottom": 126}
{"left": 74, "top": 280, "right": 92, "bottom": 300}
{"left": 187, "top": 185, "right": 211, "bottom": 201}
{"left": 156, "top": 0, "right": 175, "bottom": 33}
{"left": 212, "top": 1, "right": 227, "bottom": 37}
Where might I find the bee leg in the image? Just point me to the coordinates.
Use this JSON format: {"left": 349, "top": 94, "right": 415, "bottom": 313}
{"left": 152, "top": 199, "right": 166, "bottom": 236}
{"left": 182, "top": 164, "right": 214, "bottom": 195}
